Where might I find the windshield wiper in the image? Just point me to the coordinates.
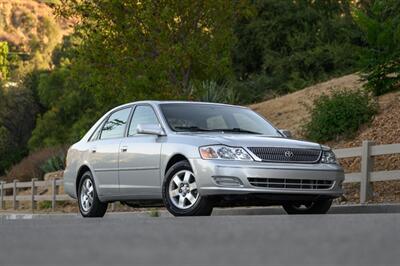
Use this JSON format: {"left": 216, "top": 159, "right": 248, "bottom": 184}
{"left": 210, "top": 128, "right": 262, "bottom": 134}
{"left": 174, "top": 126, "right": 262, "bottom": 134}
{"left": 174, "top": 126, "right": 212, "bottom": 132}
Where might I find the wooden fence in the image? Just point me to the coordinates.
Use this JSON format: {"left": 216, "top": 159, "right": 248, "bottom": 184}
{"left": 334, "top": 140, "right": 400, "bottom": 203}
{"left": 0, "top": 178, "right": 74, "bottom": 211}
{"left": 0, "top": 140, "right": 399, "bottom": 210}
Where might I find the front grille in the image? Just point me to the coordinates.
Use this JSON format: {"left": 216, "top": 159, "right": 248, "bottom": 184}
{"left": 248, "top": 178, "right": 334, "bottom": 190}
{"left": 247, "top": 147, "right": 321, "bottom": 163}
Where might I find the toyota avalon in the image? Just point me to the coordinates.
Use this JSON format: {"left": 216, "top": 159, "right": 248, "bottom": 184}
{"left": 64, "top": 101, "right": 344, "bottom": 217}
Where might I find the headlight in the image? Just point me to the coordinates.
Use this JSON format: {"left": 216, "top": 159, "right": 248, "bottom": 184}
{"left": 199, "top": 145, "right": 253, "bottom": 161}
{"left": 320, "top": 150, "right": 337, "bottom": 164}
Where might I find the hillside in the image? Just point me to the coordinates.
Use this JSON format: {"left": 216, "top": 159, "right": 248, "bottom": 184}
{"left": 250, "top": 74, "right": 365, "bottom": 138}
{"left": 0, "top": 0, "right": 71, "bottom": 50}
{"left": 0, "top": 0, "right": 72, "bottom": 70}
{"left": 250, "top": 73, "right": 400, "bottom": 147}
{"left": 250, "top": 73, "right": 400, "bottom": 203}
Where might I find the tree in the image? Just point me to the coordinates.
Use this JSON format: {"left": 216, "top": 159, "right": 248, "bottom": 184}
{"left": 232, "top": 0, "right": 364, "bottom": 103}
{"left": 353, "top": 0, "right": 400, "bottom": 95}
{"left": 0, "top": 82, "right": 38, "bottom": 174}
{"left": 0, "top": 42, "right": 9, "bottom": 81}
{"left": 58, "top": 0, "right": 239, "bottom": 106}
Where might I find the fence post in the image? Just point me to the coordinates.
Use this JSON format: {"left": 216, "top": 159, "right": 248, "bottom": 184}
{"left": 52, "top": 178, "right": 58, "bottom": 211}
{"left": 13, "top": 179, "right": 18, "bottom": 210}
{"left": 31, "top": 178, "right": 38, "bottom": 211}
{"left": 360, "top": 140, "right": 373, "bottom": 204}
{"left": 0, "top": 181, "right": 4, "bottom": 209}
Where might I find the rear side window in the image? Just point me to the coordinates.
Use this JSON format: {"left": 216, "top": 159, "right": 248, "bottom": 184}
{"left": 128, "top": 105, "right": 159, "bottom": 136}
{"left": 100, "top": 108, "right": 131, "bottom": 140}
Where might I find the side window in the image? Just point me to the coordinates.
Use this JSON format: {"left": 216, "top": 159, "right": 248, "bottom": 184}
{"left": 89, "top": 122, "right": 104, "bottom": 141}
{"left": 128, "top": 105, "right": 159, "bottom": 136}
{"left": 100, "top": 108, "right": 131, "bottom": 140}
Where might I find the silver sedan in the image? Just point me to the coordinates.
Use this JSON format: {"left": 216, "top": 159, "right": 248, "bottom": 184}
{"left": 64, "top": 101, "right": 344, "bottom": 217}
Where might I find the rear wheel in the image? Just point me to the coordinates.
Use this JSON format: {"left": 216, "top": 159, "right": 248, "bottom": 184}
{"left": 282, "top": 199, "right": 332, "bottom": 214}
{"left": 162, "top": 161, "right": 213, "bottom": 216}
{"left": 78, "top": 171, "right": 108, "bottom": 217}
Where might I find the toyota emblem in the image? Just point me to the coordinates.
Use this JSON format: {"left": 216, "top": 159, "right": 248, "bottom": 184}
{"left": 284, "top": 151, "right": 294, "bottom": 158}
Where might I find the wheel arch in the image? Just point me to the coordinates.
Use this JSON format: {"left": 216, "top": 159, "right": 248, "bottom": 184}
{"left": 76, "top": 164, "right": 93, "bottom": 196}
{"left": 164, "top": 154, "right": 191, "bottom": 175}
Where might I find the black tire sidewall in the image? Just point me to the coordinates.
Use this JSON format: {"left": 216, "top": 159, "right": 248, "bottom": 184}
{"left": 78, "top": 171, "right": 108, "bottom": 218}
{"left": 283, "top": 199, "right": 333, "bottom": 215}
{"left": 162, "top": 161, "right": 212, "bottom": 216}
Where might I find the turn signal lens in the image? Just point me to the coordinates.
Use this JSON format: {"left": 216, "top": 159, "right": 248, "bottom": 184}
{"left": 321, "top": 150, "right": 337, "bottom": 164}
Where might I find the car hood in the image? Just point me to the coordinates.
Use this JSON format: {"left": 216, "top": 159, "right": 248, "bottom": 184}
{"left": 177, "top": 133, "right": 322, "bottom": 150}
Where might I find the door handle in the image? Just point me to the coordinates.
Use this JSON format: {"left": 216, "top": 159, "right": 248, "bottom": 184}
{"left": 91, "top": 147, "right": 97, "bottom": 153}
{"left": 121, "top": 146, "right": 128, "bottom": 152}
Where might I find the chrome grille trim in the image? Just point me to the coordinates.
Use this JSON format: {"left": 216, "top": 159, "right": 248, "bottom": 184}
{"left": 247, "top": 147, "right": 322, "bottom": 163}
{"left": 248, "top": 178, "right": 334, "bottom": 190}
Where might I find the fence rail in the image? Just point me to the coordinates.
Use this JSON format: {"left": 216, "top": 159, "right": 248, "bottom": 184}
{"left": 0, "top": 178, "right": 74, "bottom": 211}
{"left": 0, "top": 140, "right": 399, "bottom": 210}
{"left": 334, "top": 141, "right": 400, "bottom": 203}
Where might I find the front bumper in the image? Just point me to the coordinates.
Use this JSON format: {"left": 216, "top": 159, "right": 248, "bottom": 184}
{"left": 189, "top": 159, "right": 344, "bottom": 199}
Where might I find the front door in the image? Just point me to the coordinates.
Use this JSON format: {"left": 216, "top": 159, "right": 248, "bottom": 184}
{"left": 118, "top": 105, "right": 163, "bottom": 198}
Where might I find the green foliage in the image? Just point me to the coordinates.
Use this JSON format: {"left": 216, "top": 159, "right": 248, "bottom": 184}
{"left": 149, "top": 208, "right": 160, "bottom": 217}
{"left": 0, "top": 81, "right": 37, "bottom": 175}
{"left": 27, "top": 33, "right": 98, "bottom": 150}
{"left": 303, "top": 89, "right": 377, "bottom": 142}
{"left": 57, "top": 0, "right": 241, "bottom": 104}
{"left": 191, "top": 80, "right": 238, "bottom": 104}
{"left": 0, "top": 42, "right": 9, "bottom": 80}
{"left": 4, "top": 147, "right": 66, "bottom": 182}
{"left": 39, "top": 200, "right": 52, "bottom": 209}
{"left": 26, "top": 0, "right": 245, "bottom": 150}
{"left": 232, "top": 0, "right": 364, "bottom": 102}
{"left": 40, "top": 153, "right": 65, "bottom": 174}
{"left": 353, "top": 0, "right": 400, "bottom": 95}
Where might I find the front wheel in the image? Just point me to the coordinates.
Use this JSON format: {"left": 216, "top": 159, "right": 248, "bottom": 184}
{"left": 78, "top": 171, "right": 108, "bottom": 217}
{"left": 162, "top": 161, "right": 213, "bottom": 216}
{"left": 282, "top": 199, "right": 332, "bottom": 214}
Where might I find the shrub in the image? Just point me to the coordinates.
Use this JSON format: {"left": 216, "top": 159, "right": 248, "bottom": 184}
{"left": 39, "top": 201, "right": 52, "bottom": 209}
{"left": 192, "top": 80, "right": 238, "bottom": 104}
{"left": 303, "top": 89, "right": 377, "bottom": 142}
{"left": 40, "top": 153, "right": 65, "bottom": 174}
{"left": 4, "top": 147, "right": 67, "bottom": 182}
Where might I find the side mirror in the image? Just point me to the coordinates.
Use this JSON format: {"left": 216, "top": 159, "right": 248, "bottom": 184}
{"left": 136, "top": 124, "right": 166, "bottom": 136}
{"left": 279, "top": 129, "right": 292, "bottom": 138}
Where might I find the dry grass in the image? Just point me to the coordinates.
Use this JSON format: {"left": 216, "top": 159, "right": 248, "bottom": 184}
{"left": 3, "top": 147, "right": 66, "bottom": 183}
{"left": 0, "top": 0, "right": 73, "bottom": 52}
{"left": 250, "top": 73, "right": 400, "bottom": 203}
{"left": 250, "top": 74, "right": 365, "bottom": 138}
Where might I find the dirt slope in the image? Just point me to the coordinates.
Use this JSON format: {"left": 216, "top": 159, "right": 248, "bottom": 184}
{"left": 0, "top": 0, "right": 72, "bottom": 52}
{"left": 250, "top": 74, "right": 365, "bottom": 138}
{"left": 250, "top": 73, "right": 400, "bottom": 203}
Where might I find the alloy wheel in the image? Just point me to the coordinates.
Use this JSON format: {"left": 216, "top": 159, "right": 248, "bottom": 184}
{"left": 80, "top": 178, "right": 94, "bottom": 212}
{"left": 168, "top": 170, "right": 199, "bottom": 209}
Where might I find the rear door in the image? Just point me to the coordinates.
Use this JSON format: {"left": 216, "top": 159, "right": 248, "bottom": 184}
{"left": 118, "top": 105, "right": 163, "bottom": 198}
{"left": 89, "top": 107, "right": 132, "bottom": 196}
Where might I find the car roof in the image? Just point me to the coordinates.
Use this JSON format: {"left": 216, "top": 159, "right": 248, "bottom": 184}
{"left": 117, "top": 100, "right": 248, "bottom": 109}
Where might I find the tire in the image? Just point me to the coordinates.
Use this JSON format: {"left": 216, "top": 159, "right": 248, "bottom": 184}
{"left": 162, "top": 161, "right": 213, "bottom": 216}
{"left": 78, "top": 171, "right": 108, "bottom": 218}
{"left": 282, "top": 199, "right": 332, "bottom": 215}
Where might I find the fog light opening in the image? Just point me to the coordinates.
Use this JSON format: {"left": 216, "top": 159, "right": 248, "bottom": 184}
{"left": 213, "top": 176, "right": 244, "bottom": 187}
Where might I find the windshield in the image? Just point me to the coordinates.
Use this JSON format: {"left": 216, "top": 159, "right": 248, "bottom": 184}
{"left": 160, "top": 103, "right": 281, "bottom": 136}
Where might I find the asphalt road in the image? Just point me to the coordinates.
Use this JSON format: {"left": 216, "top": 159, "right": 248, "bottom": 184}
{"left": 0, "top": 212, "right": 399, "bottom": 266}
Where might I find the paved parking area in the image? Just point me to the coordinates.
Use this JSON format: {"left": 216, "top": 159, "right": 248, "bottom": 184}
{"left": 1, "top": 207, "right": 400, "bottom": 265}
